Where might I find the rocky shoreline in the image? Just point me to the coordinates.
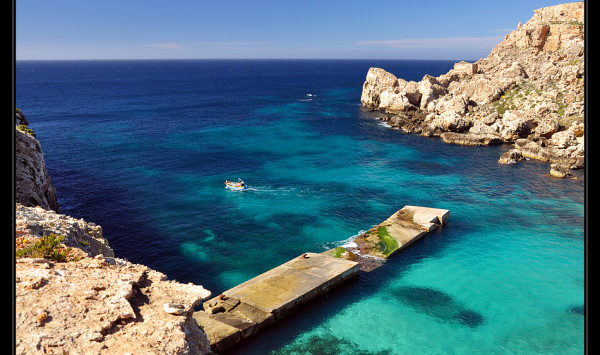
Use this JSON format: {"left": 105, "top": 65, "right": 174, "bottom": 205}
{"left": 360, "top": 2, "right": 585, "bottom": 178}
{"left": 15, "top": 110, "right": 214, "bottom": 354}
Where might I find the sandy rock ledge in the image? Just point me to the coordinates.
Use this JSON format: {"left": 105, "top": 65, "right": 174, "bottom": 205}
{"left": 15, "top": 254, "right": 212, "bottom": 354}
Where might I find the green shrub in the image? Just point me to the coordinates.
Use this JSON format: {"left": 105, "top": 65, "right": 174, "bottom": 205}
{"left": 16, "top": 233, "right": 69, "bottom": 262}
{"left": 17, "top": 125, "right": 36, "bottom": 138}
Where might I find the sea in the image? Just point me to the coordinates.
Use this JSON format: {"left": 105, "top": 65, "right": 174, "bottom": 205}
{"left": 15, "top": 59, "right": 585, "bottom": 354}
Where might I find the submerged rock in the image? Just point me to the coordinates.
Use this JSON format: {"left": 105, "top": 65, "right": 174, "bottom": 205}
{"left": 392, "top": 286, "right": 485, "bottom": 328}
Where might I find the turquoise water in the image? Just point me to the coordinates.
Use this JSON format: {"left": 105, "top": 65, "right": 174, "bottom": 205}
{"left": 16, "top": 60, "right": 585, "bottom": 354}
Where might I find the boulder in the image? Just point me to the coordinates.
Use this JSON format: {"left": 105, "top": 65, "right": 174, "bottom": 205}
{"left": 496, "top": 62, "right": 528, "bottom": 91}
{"left": 437, "top": 61, "right": 478, "bottom": 87}
{"left": 569, "top": 121, "right": 585, "bottom": 136}
{"left": 550, "top": 129, "right": 578, "bottom": 148}
{"left": 379, "top": 90, "right": 418, "bottom": 113}
{"left": 438, "top": 111, "right": 472, "bottom": 133}
{"left": 497, "top": 110, "right": 535, "bottom": 141}
{"left": 498, "top": 149, "right": 525, "bottom": 164}
{"left": 418, "top": 75, "right": 448, "bottom": 111}
{"left": 550, "top": 163, "right": 571, "bottom": 178}
{"left": 480, "top": 111, "right": 500, "bottom": 125}
{"left": 533, "top": 117, "right": 559, "bottom": 137}
{"left": 468, "top": 120, "right": 501, "bottom": 136}
{"left": 402, "top": 80, "right": 422, "bottom": 106}
{"left": 435, "top": 94, "right": 471, "bottom": 115}
{"left": 453, "top": 61, "right": 479, "bottom": 76}
{"left": 361, "top": 68, "right": 398, "bottom": 110}
{"left": 453, "top": 76, "right": 503, "bottom": 106}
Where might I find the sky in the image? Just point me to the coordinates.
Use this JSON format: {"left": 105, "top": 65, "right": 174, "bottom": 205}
{"left": 15, "top": 0, "right": 579, "bottom": 61}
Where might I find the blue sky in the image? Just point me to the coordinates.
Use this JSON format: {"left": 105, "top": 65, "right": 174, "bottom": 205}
{"left": 15, "top": 0, "right": 577, "bottom": 60}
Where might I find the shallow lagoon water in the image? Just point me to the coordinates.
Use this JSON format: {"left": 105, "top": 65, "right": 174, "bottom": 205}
{"left": 16, "top": 59, "right": 585, "bottom": 354}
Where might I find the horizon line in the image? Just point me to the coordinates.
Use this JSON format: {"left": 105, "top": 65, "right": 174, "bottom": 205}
{"left": 14, "top": 57, "right": 479, "bottom": 62}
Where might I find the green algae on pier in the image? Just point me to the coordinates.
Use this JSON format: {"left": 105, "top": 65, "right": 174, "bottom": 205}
{"left": 323, "top": 205, "right": 449, "bottom": 265}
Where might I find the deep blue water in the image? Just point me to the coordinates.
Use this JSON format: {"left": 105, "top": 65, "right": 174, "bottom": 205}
{"left": 16, "top": 59, "right": 585, "bottom": 354}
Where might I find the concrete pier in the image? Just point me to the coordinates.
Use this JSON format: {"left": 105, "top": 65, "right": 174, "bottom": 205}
{"left": 194, "top": 252, "right": 359, "bottom": 353}
{"left": 194, "top": 205, "right": 449, "bottom": 353}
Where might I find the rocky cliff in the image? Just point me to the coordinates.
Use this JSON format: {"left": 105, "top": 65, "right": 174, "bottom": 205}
{"left": 14, "top": 109, "right": 214, "bottom": 354}
{"left": 361, "top": 2, "right": 585, "bottom": 178}
{"left": 15, "top": 109, "right": 60, "bottom": 212}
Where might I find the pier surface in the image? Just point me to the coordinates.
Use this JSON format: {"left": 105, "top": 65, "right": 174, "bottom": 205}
{"left": 194, "top": 205, "right": 449, "bottom": 353}
{"left": 322, "top": 205, "right": 449, "bottom": 270}
{"left": 194, "top": 252, "right": 359, "bottom": 353}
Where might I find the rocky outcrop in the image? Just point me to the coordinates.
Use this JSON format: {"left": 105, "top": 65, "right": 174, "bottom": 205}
{"left": 16, "top": 203, "right": 115, "bottom": 259}
{"left": 361, "top": 2, "right": 585, "bottom": 177}
{"left": 15, "top": 109, "right": 60, "bottom": 212}
{"left": 15, "top": 109, "right": 214, "bottom": 354}
{"left": 15, "top": 254, "right": 212, "bottom": 354}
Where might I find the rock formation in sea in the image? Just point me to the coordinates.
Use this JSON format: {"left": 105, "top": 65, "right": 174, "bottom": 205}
{"left": 361, "top": 2, "right": 585, "bottom": 178}
{"left": 14, "top": 109, "right": 214, "bottom": 354}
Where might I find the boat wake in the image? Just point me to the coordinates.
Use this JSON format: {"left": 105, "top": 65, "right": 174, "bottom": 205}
{"left": 298, "top": 93, "right": 317, "bottom": 102}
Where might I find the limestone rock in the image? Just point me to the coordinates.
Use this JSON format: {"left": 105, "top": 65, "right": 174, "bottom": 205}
{"left": 550, "top": 163, "right": 571, "bottom": 178}
{"left": 16, "top": 203, "right": 115, "bottom": 258}
{"left": 15, "top": 255, "right": 212, "bottom": 355}
{"left": 402, "top": 80, "right": 422, "bottom": 106}
{"left": 437, "top": 61, "right": 478, "bottom": 88}
{"left": 384, "top": 112, "right": 427, "bottom": 134}
{"left": 452, "top": 76, "right": 503, "bottom": 106}
{"left": 569, "top": 121, "right": 585, "bottom": 137}
{"left": 513, "top": 136, "right": 584, "bottom": 168}
{"left": 379, "top": 90, "right": 418, "bottom": 113}
{"left": 434, "top": 94, "right": 471, "bottom": 116}
{"left": 15, "top": 111, "right": 59, "bottom": 212}
{"left": 550, "top": 129, "right": 578, "bottom": 149}
{"left": 453, "top": 61, "right": 479, "bottom": 77}
{"left": 533, "top": 117, "right": 560, "bottom": 138}
{"left": 498, "top": 149, "right": 525, "bottom": 164}
{"left": 431, "top": 111, "right": 472, "bottom": 133}
{"left": 418, "top": 75, "right": 448, "bottom": 111}
{"left": 359, "top": 2, "right": 584, "bottom": 176}
{"left": 361, "top": 68, "right": 398, "bottom": 110}
{"left": 497, "top": 110, "right": 535, "bottom": 141}
{"left": 440, "top": 132, "right": 503, "bottom": 146}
